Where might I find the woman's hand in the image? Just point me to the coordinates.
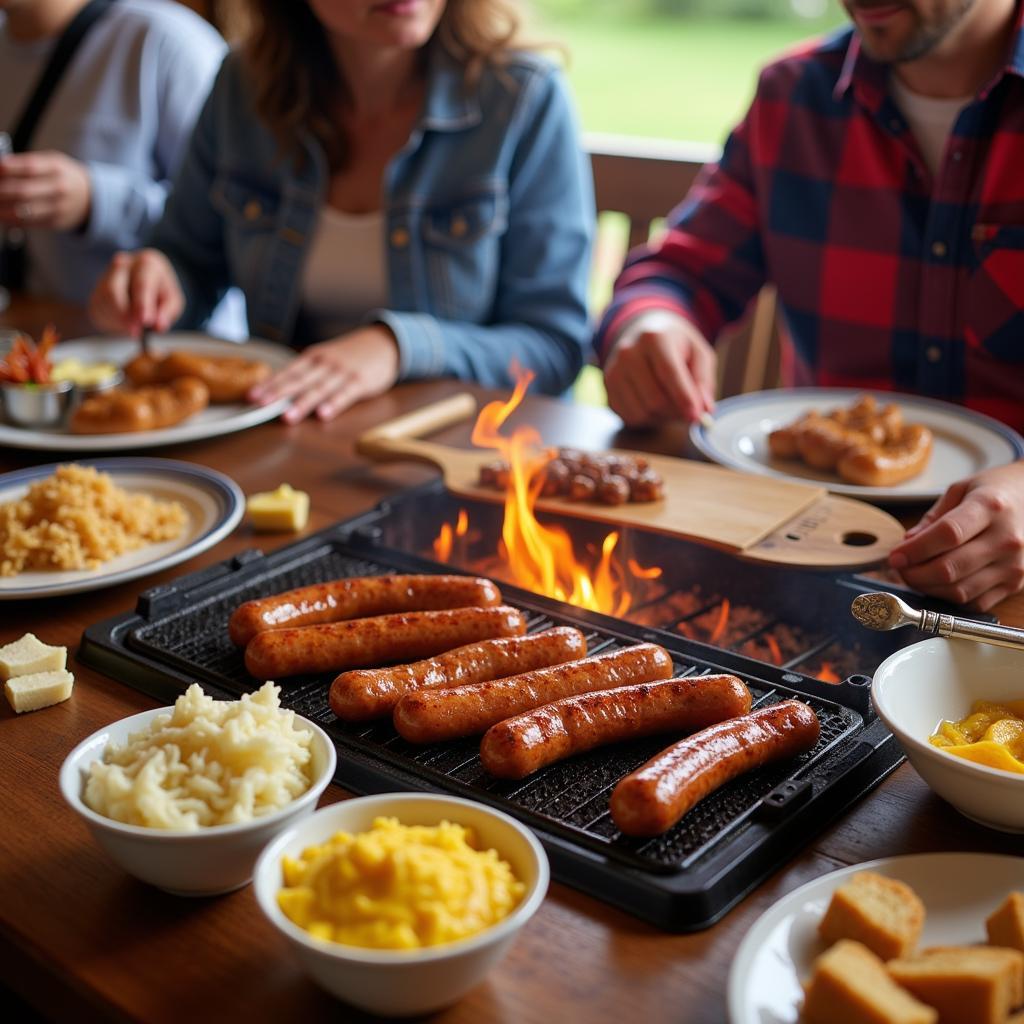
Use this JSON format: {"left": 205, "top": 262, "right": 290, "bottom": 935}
{"left": 89, "top": 249, "right": 184, "bottom": 336}
{"left": 249, "top": 325, "right": 400, "bottom": 423}
{"left": 603, "top": 309, "right": 717, "bottom": 427}
{"left": 888, "top": 461, "right": 1024, "bottom": 611}
{"left": 0, "top": 151, "right": 91, "bottom": 231}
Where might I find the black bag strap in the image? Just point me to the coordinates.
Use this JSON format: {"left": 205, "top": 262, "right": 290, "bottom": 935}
{"left": 10, "top": 0, "right": 118, "bottom": 152}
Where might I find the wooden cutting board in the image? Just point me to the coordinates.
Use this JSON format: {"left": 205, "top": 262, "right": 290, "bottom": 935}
{"left": 356, "top": 394, "right": 905, "bottom": 569}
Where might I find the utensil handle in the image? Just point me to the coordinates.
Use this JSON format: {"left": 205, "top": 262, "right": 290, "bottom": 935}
{"left": 359, "top": 393, "right": 477, "bottom": 444}
{"left": 920, "top": 609, "right": 1024, "bottom": 651}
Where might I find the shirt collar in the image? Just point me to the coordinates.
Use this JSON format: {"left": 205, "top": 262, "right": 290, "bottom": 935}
{"left": 834, "top": 2, "right": 1024, "bottom": 109}
{"left": 418, "top": 41, "right": 482, "bottom": 132}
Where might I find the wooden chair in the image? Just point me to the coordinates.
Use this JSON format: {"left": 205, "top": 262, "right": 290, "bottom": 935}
{"left": 586, "top": 133, "right": 780, "bottom": 402}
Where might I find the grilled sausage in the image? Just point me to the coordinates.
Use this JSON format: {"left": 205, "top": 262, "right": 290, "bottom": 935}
{"left": 768, "top": 412, "right": 814, "bottom": 460}
{"left": 480, "top": 674, "right": 752, "bottom": 779}
{"left": 124, "top": 350, "right": 271, "bottom": 403}
{"left": 329, "top": 626, "right": 587, "bottom": 722}
{"left": 393, "top": 642, "right": 673, "bottom": 744}
{"left": 610, "top": 699, "right": 820, "bottom": 837}
{"left": 69, "top": 377, "right": 210, "bottom": 433}
{"left": 229, "top": 574, "right": 503, "bottom": 647}
{"left": 244, "top": 605, "right": 525, "bottom": 680}
{"left": 796, "top": 415, "right": 875, "bottom": 471}
{"left": 836, "top": 424, "right": 933, "bottom": 487}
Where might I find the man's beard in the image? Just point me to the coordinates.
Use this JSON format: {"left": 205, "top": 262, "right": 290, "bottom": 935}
{"left": 896, "top": 0, "right": 975, "bottom": 61}
{"left": 854, "top": 0, "right": 977, "bottom": 63}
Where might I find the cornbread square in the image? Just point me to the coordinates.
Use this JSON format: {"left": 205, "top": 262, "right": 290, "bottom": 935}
{"left": 888, "top": 946, "right": 1024, "bottom": 1024}
{"left": 4, "top": 669, "right": 74, "bottom": 713}
{"left": 0, "top": 633, "right": 67, "bottom": 681}
{"left": 818, "top": 871, "right": 925, "bottom": 960}
{"left": 922, "top": 944, "right": 1024, "bottom": 1008}
{"left": 987, "top": 893, "right": 1024, "bottom": 954}
{"left": 802, "top": 939, "right": 937, "bottom": 1024}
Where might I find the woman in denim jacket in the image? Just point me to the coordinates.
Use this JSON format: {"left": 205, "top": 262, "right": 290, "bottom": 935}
{"left": 89, "top": 0, "right": 594, "bottom": 422}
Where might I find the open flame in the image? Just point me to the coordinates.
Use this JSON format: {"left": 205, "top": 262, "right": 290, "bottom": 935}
{"left": 434, "top": 367, "right": 660, "bottom": 616}
{"left": 816, "top": 663, "right": 840, "bottom": 683}
{"left": 433, "top": 508, "right": 468, "bottom": 562}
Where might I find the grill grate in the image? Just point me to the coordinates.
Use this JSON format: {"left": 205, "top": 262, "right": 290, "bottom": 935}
{"left": 127, "top": 544, "right": 860, "bottom": 876}
{"left": 80, "top": 509, "right": 914, "bottom": 929}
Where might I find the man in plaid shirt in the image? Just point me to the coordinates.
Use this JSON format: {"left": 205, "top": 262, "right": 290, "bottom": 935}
{"left": 597, "top": 0, "right": 1024, "bottom": 611}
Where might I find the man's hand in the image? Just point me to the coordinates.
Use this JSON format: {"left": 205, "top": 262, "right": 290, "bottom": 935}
{"left": 249, "top": 325, "right": 401, "bottom": 424}
{"left": 889, "top": 461, "right": 1024, "bottom": 611}
{"left": 602, "top": 309, "right": 717, "bottom": 427}
{"left": 0, "top": 151, "right": 92, "bottom": 231}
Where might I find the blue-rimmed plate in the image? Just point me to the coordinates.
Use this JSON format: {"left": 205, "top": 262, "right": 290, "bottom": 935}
{"left": 0, "top": 332, "right": 293, "bottom": 451}
{"left": 691, "top": 388, "right": 1024, "bottom": 504}
{"left": 0, "top": 458, "right": 243, "bottom": 599}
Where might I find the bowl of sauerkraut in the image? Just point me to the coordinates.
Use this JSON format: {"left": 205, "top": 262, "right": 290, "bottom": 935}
{"left": 59, "top": 681, "right": 336, "bottom": 895}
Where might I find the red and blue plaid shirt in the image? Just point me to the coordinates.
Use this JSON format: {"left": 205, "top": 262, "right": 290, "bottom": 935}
{"left": 596, "top": 11, "right": 1024, "bottom": 431}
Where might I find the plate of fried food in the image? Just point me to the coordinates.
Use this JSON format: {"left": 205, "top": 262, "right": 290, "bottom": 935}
{"left": 0, "top": 459, "right": 243, "bottom": 598}
{"left": 727, "top": 853, "right": 1024, "bottom": 1024}
{"left": 0, "top": 331, "right": 293, "bottom": 451}
{"left": 691, "top": 389, "right": 1024, "bottom": 504}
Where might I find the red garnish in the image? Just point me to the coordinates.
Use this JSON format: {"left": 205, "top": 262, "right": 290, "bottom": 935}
{"left": 0, "top": 325, "right": 59, "bottom": 384}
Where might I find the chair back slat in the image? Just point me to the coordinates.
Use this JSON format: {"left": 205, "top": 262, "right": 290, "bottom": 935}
{"left": 587, "top": 133, "right": 779, "bottom": 399}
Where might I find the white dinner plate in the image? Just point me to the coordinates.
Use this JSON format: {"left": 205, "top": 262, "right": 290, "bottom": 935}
{"left": 0, "top": 332, "right": 293, "bottom": 451}
{"left": 690, "top": 388, "right": 1024, "bottom": 504}
{"left": 0, "top": 458, "right": 243, "bottom": 598}
{"left": 727, "top": 852, "right": 1024, "bottom": 1024}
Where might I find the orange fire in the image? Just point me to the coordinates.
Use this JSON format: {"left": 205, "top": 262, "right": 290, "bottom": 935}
{"left": 433, "top": 508, "right": 469, "bottom": 562}
{"left": 434, "top": 368, "right": 661, "bottom": 616}
{"left": 816, "top": 663, "right": 840, "bottom": 683}
{"left": 707, "top": 599, "right": 731, "bottom": 645}
{"left": 765, "top": 634, "right": 783, "bottom": 666}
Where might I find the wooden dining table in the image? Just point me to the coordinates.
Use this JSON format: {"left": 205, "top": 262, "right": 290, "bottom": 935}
{"left": 2, "top": 297, "right": 1022, "bottom": 1024}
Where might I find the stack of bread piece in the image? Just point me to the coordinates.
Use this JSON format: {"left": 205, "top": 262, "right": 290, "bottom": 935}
{"left": 802, "top": 871, "right": 1024, "bottom": 1024}
{"left": 1, "top": 633, "right": 73, "bottom": 713}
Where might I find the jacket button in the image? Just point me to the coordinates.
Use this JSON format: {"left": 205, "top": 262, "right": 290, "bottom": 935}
{"left": 390, "top": 227, "right": 410, "bottom": 249}
{"left": 243, "top": 199, "right": 262, "bottom": 221}
{"left": 450, "top": 215, "right": 468, "bottom": 238}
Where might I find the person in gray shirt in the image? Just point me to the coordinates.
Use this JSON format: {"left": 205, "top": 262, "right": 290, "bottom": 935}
{"left": 0, "top": 0, "right": 227, "bottom": 308}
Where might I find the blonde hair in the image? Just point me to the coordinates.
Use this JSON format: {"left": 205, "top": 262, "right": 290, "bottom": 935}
{"left": 242, "top": 0, "right": 529, "bottom": 171}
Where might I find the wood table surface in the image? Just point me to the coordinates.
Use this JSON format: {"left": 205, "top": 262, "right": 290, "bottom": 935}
{"left": 2, "top": 298, "right": 1022, "bottom": 1024}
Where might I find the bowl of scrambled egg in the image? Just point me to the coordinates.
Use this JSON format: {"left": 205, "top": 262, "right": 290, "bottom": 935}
{"left": 59, "top": 682, "right": 336, "bottom": 895}
{"left": 252, "top": 792, "right": 549, "bottom": 1016}
{"left": 873, "top": 637, "right": 1024, "bottom": 832}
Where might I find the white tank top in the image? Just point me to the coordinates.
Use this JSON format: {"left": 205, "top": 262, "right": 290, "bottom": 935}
{"left": 301, "top": 206, "right": 388, "bottom": 340}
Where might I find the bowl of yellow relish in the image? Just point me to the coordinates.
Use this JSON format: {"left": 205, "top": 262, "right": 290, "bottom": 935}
{"left": 873, "top": 637, "right": 1024, "bottom": 832}
{"left": 252, "top": 793, "right": 548, "bottom": 1016}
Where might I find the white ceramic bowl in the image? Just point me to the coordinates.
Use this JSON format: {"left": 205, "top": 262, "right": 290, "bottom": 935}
{"left": 252, "top": 793, "right": 550, "bottom": 1017}
{"left": 873, "top": 637, "right": 1024, "bottom": 832}
{"left": 59, "top": 705, "right": 336, "bottom": 895}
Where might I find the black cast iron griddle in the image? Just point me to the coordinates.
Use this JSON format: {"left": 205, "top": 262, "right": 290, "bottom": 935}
{"left": 77, "top": 515, "right": 904, "bottom": 931}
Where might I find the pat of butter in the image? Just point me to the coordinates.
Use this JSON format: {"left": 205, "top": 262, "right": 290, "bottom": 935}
{"left": 247, "top": 484, "right": 310, "bottom": 532}
{"left": 5, "top": 669, "right": 74, "bottom": 713}
{"left": 51, "top": 358, "right": 118, "bottom": 386}
{"left": 0, "top": 632, "right": 67, "bottom": 682}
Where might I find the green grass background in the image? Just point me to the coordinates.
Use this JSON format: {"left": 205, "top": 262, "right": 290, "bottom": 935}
{"left": 533, "top": 8, "right": 846, "bottom": 144}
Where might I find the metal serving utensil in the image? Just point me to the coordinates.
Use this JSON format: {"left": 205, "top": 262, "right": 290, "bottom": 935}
{"left": 851, "top": 591, "right": 1024, "bottom": 652}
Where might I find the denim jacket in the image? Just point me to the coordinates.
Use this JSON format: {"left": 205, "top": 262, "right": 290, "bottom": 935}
{"left": 150, "top": 45, "right": 595, "bottom": 395}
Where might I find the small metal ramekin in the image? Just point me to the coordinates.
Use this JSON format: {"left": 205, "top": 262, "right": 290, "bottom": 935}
{"left": 1, "top": 378, "right": 75, "bottom": 428}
